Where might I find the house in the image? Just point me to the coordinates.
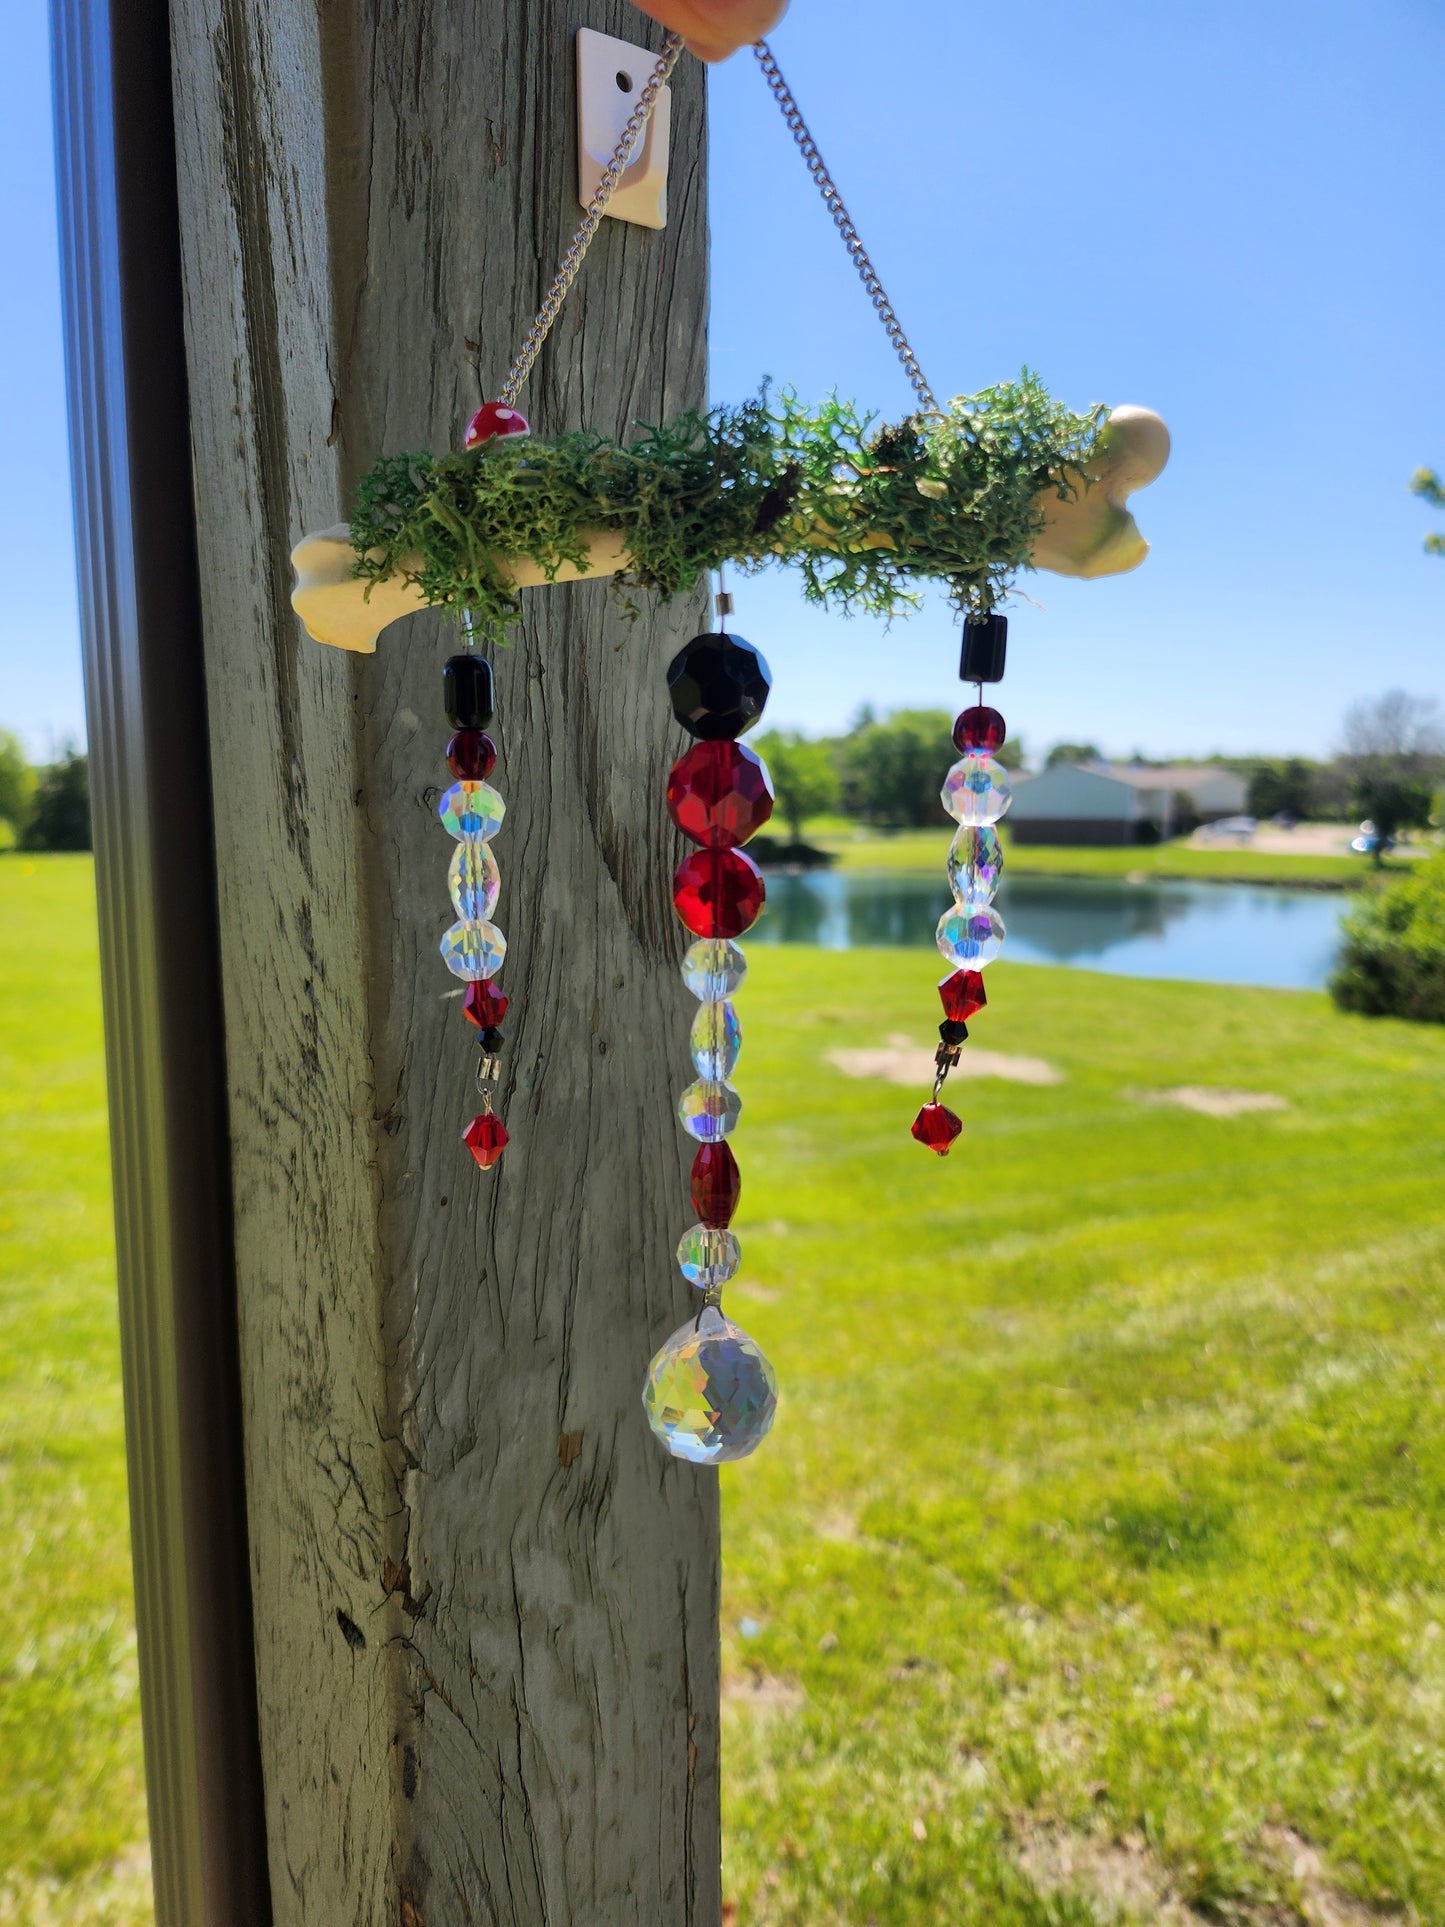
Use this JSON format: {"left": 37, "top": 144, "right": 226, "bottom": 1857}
{"left": 1007, "top": 762, "right": 1249, "bottom": 846}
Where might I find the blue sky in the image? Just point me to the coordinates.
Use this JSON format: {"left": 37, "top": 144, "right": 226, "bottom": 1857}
{"left": 2, "top": 0, "right": 1441, "bottom": 760}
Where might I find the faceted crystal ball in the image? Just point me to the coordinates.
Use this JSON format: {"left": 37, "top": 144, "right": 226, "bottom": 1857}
{"left": 643, "top": 1306, "right": 778, "bottom": 1464}
{"left": 682, "top": 938, "right": 747, "bottom": 1001}
{"left": 947, "top": 825, "right": 1004, "bottom": 907}
{"left": 667, "top": 633, "right": 773, "bottom": 740}
{"left": 673, "top": 848, "right": 765, "bottom": 939}
{"left": 439, "top": 780, "right": 505, "bottom": 840}
{"left": 448, "top": 842, "right": 501, "bottom": 921}
{"left": 690, "top": 999, "right": 741, "bottom": 1080}
{"left": 937, "top": 907, "right": 1005, "bottom": 970}
{"left": 941, "top": 755, "right": 1012, "bottom": 827}
{"left": 440, "top": 918, "right": 507, "bottom": 980}
{"left": 667, "top": 739, "right": 775, "bottom": 847}
{"left": 678, "top": 1078, "right": 742, "bottom": 1141}
{"left": 676, "top": 1222, "right": 742, "bottom": 1290}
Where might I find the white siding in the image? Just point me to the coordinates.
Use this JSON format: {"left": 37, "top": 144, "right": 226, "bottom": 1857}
{"left": 1008, "top": 765, "right": 1139, "bottom": 823}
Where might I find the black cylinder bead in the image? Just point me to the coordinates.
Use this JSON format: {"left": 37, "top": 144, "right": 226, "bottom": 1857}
{"left": 444, "top": 653, "right": 494, "bottom": 729}
{"left": 959, "top": 613, "right": 1008, "bottom": 684}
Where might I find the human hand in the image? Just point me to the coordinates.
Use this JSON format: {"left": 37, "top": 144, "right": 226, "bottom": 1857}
{"left": 627, "top": 0, "right": 788, "bottom": 62}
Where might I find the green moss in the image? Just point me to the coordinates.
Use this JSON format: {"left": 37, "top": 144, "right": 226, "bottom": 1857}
{"left": 349, "top": 374, "right": 1104, "bottom": 640}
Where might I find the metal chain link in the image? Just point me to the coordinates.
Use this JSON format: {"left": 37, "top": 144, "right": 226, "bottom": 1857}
{"left": 498, "top": 33, "right": 684, "bottom": 409}
{"left": 752, "top": 40, "right": 940, "bottom": 419}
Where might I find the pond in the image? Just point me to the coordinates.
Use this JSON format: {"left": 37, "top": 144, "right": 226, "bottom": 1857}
{"left": 751, "top": 871, "right": 1349, "bottom": 991}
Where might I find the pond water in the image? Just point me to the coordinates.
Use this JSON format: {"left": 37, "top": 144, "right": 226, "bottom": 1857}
{"left": 751, "top": 871, "right": 1349, "bottom": 991}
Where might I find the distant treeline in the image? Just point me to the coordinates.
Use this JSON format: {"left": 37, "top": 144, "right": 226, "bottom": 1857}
{"left": 0, "top": 734, "right": 91, "bottom": 852}
{"left": 754, "top": 708, "right": 1443, "bottom": 841}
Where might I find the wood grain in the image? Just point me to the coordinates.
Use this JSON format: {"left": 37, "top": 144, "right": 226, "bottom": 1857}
{"left": 166, "top": 1, "right": 719, "bottom": 1917}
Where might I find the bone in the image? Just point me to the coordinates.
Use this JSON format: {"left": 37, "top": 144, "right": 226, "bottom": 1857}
{"left": 290, "top": 526, "right": 630, "bottom": 653}
{"left": 289, "top": 405, "right": 1169, "bottom": 652}
{"left": 1030, "top": 405, "right": 1170, "bottom": 579}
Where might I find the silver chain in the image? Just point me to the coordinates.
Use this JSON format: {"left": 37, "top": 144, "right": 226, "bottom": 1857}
{"left": 496, "top": 32, "right": 938, "bottom": 422}
{"left": 752, "top": 40, "right": 940, "bottom": 418}
{"left": 497, "top": 33, "right": 685, "bottom": 409}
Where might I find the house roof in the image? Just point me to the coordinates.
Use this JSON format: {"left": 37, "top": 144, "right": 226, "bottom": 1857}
{"left": 1079, "top": 762, "right": 1237, "bottom": 790}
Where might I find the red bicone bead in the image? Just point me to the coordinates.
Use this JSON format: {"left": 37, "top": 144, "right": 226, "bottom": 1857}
{"left": 666, "top": 739, "right": 775, "bottom": 849}
{"left": 462, "top": 981, "right": 509, "bottom": 1029}
{"left": 463, "top": 1112, "right": 508, "bottom": 1169}
{"left": 447, "top": 729, "right": 497, "bottom": 780}
{"left": 938, "top": 969, "right": 987, "bottom": 1022}
{"left": 463, "top": 402, "right": 530, "bottom": 449}
{"left": 672, "top": 847, "right": 765, "bottom": 939}
{"left": 691, "top": 1142, "right": 741, "bottom": 1227}
{"left": 954, "top": 705, "right": 1007, "bottom": 753}
{"left": 911, "top": 1103, "right": 962, "bottom": 1154}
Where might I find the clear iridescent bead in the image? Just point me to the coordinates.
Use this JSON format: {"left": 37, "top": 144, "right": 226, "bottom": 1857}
{"left": 676, "top": 1222, "right": 742, "bottom": 1290}
{"left": 643, "top": 1305, "right": 778, "bottom": 1463}
{"left": 448, "top": 842, "right": 500, "bottom": 921}
{"left": 942, "top": 755, "right": 1011, "bottom": 826}
{"left": 947, "top": 825, "right": 1004, "bottom": 907}
{"left": 440, "top": 918, "right": 507, "bottom": 980}
{"left": 936, "top": 906, "right": 1005, "bottom": 969}
{"left": 439, "top": 780, "right": 506, "bottom": 841}
{"left": 678, "top": 1078, "right": 741, "bottom": 1141}
{"left": 682, "top": 938, "right": 747, "bottom": 1001}
{"left": 690, "top": 1000, "right": 741, "bottom": 1080}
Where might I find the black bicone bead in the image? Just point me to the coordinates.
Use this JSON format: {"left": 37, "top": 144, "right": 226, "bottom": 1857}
{"left": 479, "top": 1026, "right": 504, "bottom": 1053}
{"left": 666, "top": 632, "right": 772, "bottom": 740}
{"left": 444, "top": 653, "right": 494, "bottom": 729}
{"left": 939, "top": 1018, "right": 969, "bottom": 1046}
{"left": 959, "top": 613, "right": 1008, "bottom": 684}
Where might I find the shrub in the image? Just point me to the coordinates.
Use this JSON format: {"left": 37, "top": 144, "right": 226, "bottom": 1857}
{"left": 1330, "top": 848, "right": 1445, "bottom": 1022}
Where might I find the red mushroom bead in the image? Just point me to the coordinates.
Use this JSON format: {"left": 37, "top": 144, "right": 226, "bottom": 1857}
{"left": 464, "top": 402, "right": 530, "bottom": 449}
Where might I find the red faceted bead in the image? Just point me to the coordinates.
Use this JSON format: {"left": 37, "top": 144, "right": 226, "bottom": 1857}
{"left": 462, "top": 981, "right": 509, "bottom": 1029}
{"left": 447, "top": 729, "right": 497, "bottom": 780}
{"left": 691, "top": 1143, "right": 741, "bottom": 1227}
{"left": 938, "top": 969, "right": 987, "bottom": 1022}
{"left": 666, "top": 739, "right": 775, "bottom": 849}
{"left": 954, "top": 705, "right": 1007, "bottom": 753}
{"left": 463, "top": 402, "right": 530, "bottom": 449}
{"left": 911, "top": 1103, "right": 962, "bottom": 1154}
{"left": 672, "top": 847, "right": 765, "bottom": 939}
{"left": 463, "top": 1112, "right": 508, "bottom": 1169}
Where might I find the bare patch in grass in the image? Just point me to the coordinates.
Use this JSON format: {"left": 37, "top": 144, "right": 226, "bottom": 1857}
{"left": 1018, "top": 1823, "right": 1394, "bottom": 1926}
{"left": 722, "top": 1672, "right": 805, "bottom": 1720}
{"left": 0, "top": 1846, "right": 153, "bottom": 1927}
{"left": 1133, "top": 1085, "right": 1289, "bottom": 1118}
{"left": 829, "top": 1034, "right": 1063, "bottom": 1088}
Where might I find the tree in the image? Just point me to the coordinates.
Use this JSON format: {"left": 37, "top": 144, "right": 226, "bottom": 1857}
{"left": 1247, "top": 758, "right": 1314, "bottom": 820}
{"left": 836, "top": 709, "right": 957, "bottom": 827}
{"left": 1341, "top": 689, "right": 1445, "bottom": 763}
{"left": 1338, "top": 690, "right": 1444, "bottom": 864}
{"left": 753, "top": 729, "right": 839, "bottom": 839}
{"left": 0, "top": 730, "right": 34, "bottom": 845}
{"left": 1045, "top": 740, "right": 1101, "bottom": 768}
{"left": 22, "top": 747, "right": 91, "bottom": 852}
{"left": 1411, "top": 467, "right": 1445, "bottom": 556}
{"left": 1352, "top": 771, "right": 1435, "bottom": 864}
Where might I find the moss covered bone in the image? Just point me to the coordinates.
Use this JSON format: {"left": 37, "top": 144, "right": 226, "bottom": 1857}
{"left": 293, "top": 376, "right": 1169, "bottom": 651}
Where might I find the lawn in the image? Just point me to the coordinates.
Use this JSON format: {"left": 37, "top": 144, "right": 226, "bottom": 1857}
{"left": 0, "top": 857, "right": 149, "bottom": 1926}
{"left": 3, "top": 857, "right": 1445, "bottom": 1924}
{"left": 807, "top": 819, "right": 1411, "bottom": 889}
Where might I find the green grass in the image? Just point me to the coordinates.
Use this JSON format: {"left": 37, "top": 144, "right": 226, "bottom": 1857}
{"left": 0, "top": 857, "right": 148, "bottom": 1924}
{"left": 5, "top": 857, "right": 1445, "bottom": 1923}
{"left": 724, "top": 950, "right": 1445, "bottom": 1924}
{"left": 807, "top": 819, "right": 1413, "bottom": 888}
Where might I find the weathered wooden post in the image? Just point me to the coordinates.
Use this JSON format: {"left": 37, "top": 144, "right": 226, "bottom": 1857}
{"left": 54, "top": 0, "right": 720, "bottom": 1918}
